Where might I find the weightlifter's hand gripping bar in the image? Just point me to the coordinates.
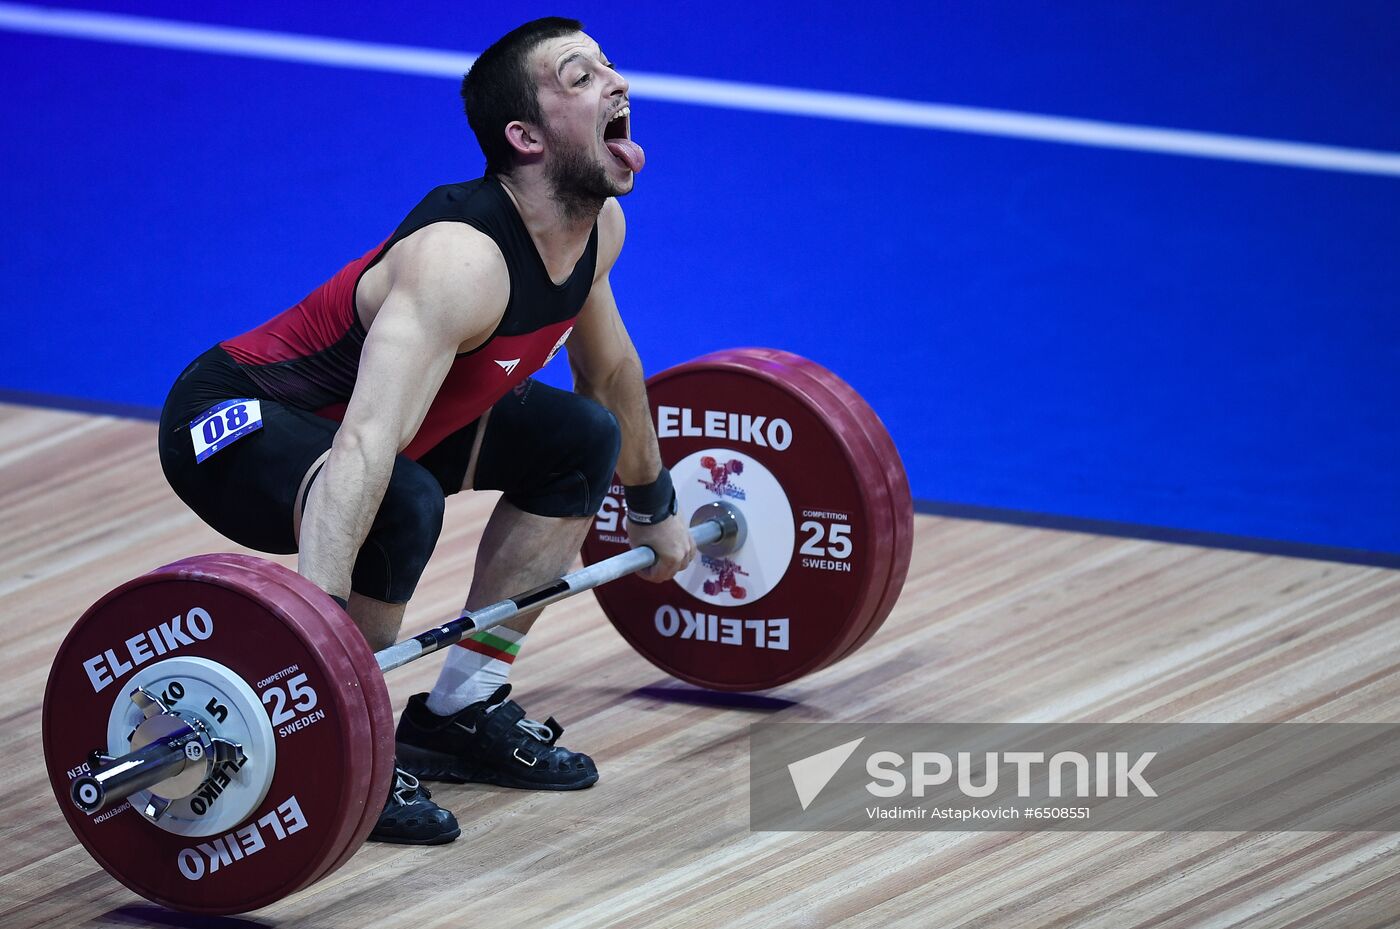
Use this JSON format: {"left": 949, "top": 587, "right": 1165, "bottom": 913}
{"left": 70, "top": 502, "right": 745, "bottom": 815}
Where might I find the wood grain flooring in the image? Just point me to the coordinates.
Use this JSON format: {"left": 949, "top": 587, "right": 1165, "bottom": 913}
{"left": 1, "top": 402, "right": 1397, "bottom": 929}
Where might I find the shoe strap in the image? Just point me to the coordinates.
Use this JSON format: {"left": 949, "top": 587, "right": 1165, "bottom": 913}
{"left": 484, "top": 698, "right": 528, "bottom": 732}
{"left": 480, "top": 699, "right": 566, "bottom": 751}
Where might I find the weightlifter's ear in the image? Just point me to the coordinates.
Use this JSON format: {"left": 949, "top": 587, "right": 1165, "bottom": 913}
{"left": 505, "top": 121, "right": 545, "bottom": 162}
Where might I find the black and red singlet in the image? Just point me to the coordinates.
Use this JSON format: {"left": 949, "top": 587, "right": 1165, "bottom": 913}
{"left": 221, "top": 177, "right": 598, "bottom": 458}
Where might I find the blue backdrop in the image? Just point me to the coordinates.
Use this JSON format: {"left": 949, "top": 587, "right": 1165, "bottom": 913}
{"left": 3, "top": 1, "right": 1397, "bottom": 560}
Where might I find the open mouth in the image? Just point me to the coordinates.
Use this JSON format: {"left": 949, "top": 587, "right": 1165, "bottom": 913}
{"left": 604, "top": 105, "right": 630, "bottom": 144}
{"left": 603, "top": 104, "right": 645, "bottom": 174}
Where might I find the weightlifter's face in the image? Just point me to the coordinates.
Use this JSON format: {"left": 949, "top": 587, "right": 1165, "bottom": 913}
{"left": 528, "top": 33, "right": 636, "bottom": 202}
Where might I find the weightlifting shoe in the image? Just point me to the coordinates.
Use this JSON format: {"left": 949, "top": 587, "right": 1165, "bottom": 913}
{"left": 395, "top": 685, "right": 598, "bottom": 790}
{"left": 368, "top": 766, "right": 461, "bottom": 845}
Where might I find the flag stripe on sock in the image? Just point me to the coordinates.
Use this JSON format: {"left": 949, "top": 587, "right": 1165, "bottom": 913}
{"left": 459, "top": 632, "right": 521, "bottom": 664}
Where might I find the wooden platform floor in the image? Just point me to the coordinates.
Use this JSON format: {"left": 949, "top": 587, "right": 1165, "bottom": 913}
{"left": 2, "top": 403, "right": 1398, "bottom": 928}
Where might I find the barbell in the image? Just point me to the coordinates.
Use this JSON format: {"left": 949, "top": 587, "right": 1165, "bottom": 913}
{"left": 42, "top": 348, "right": 913, "bottom": 913}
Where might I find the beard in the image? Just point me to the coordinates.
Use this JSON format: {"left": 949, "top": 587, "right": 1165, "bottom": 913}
{"left": 544, "top": 126, "right": 628, "bottom": 223}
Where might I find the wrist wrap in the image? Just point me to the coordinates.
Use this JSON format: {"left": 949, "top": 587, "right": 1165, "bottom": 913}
{"left": 624, "top": 468, "right": 677, "bottom": 525}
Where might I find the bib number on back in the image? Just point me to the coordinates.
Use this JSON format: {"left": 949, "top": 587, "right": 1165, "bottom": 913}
{"left": 190, "top": 399, "right": 263, "bottom": 463}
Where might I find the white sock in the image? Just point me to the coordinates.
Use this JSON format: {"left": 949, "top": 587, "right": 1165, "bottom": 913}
{"left": 424, "top": 626, "right": 527, "bottom": 716}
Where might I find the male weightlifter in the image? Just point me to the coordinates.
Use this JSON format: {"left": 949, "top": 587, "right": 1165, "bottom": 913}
{"left": 158, "top": 18, "right": 695, "bottom": 844}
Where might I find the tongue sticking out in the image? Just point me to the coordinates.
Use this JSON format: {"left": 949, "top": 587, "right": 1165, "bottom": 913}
{"left": 605, "top": 138, "right": 646, "bottom": 173}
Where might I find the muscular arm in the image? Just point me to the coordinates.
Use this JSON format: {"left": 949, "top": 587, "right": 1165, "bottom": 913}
{"left": 568, "top": 199, "right": 695, "bottom": 579}
{"left": 568, "top": 199, "right": 660, "bottom": 484}
{"left": 569, "top": 278, "right": 662, "bottom": 485}
{"left": 299, "top": 225, "right": 508, "bottom": 599}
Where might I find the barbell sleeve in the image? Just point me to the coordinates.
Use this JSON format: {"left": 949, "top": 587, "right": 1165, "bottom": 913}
{"left": 70, "top": 724, "right": 197, "bottom": 814}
